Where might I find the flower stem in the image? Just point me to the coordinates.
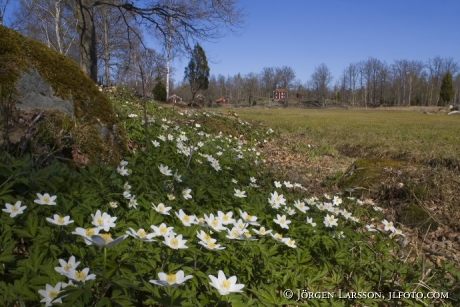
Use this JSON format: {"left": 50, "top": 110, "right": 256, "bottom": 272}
{"left": 103, "top": 247, "right": 107, "bottom": 278}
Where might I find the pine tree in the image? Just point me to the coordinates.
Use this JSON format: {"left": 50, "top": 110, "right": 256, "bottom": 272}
{"left": 152, "top": 79, "right": 167, "bottom": 102}
{"left": 439, "top": 71, "right": 455, "bottom": 106}
{"left": 184, "top": 44, "right": 210, "bottom": 103}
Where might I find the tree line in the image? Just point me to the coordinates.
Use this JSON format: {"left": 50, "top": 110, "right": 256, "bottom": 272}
{"left": 2, "top": 0, "right": 458, "bottom": 107}
{"left": 177, "top": 57, "right": 459, "bottom": 107}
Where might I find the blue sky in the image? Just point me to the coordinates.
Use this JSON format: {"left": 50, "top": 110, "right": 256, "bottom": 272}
{"left": 3, "top": 0, "right": 459, "bottom": 85}
{"left": 170, "top": 0, "right": 460, "bottom": 85}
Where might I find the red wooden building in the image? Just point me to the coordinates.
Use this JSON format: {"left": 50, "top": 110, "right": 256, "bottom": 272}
{"left": 273, "top": 88, "right": 287, "bottom": 101}
{"left": 215, "top": 97, "right": 229, "bottom": 104}
{"left": 169, "top": 94, "right": 182, "bottom": 104}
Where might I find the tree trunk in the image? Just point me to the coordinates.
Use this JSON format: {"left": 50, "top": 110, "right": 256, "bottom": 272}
{"left": 102, "top": 5, "right": 110, "bottom": 85}
{"left": 75, "top": 0, "right": 97, "bottom": 82}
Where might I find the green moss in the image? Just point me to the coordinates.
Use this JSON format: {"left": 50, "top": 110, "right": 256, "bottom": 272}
{"left": 340, "top": 158, "right": 400, "bottom": 187}
{"left": 399, "top": 203, "right": 438, "bottom": 232}
{"left": 0, "top": 25, "right": 128, "bottom": 163}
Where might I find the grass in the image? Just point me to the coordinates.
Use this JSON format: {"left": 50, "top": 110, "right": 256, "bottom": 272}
{"left": 226, "top": 108, "right": 460, "bottom": 168}
{"left": 218, "top": 106, "right": 460, "bottom": 265}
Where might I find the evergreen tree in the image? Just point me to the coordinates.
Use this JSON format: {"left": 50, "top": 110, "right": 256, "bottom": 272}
{"left": 439, "top": 71, "right": 455, "bottom": 106}
{"left": 152, "top": 79, "right": 167, "bottom": 102}
{"left": 184, "top": 43, "right": 210, "bottom": 103}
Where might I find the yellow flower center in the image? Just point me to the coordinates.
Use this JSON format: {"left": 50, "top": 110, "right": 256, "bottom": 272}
{"left": 260, "top": 228, "right": 266, "bottom": 234}
{"left": 208, "top": 242, "right": 216, "bottom": 249}
{"left": 223, "top": 215, "right": 229, "bottom": 221}
{"left": 12, "top": 206, "right": 18, "bottom": 212}
{"left": 160, "top": 226, "right": 167, "bottom": 235}
{"left": 43, "top": 196, "right": 50, "bottom": 203}
{"left": 211, "top": 220, "right": 219, "bottom": 227}
{"left": 64, "top": 264, "right": 72, "bottom": 271}
{"left": 231, "top": 230, "right": 239, "bottom": 237}
{"left": 170, "top": 238, "right": 179, "bottom": 247}
{"left": 275, "top": 233, "right": 282, "bottom": 239}
{"left": 75, "top": 270, "right": 87, "bottom": 281}
{"left": 280, "top": 218, "right": 285, "bottom": 224}
{"left": 97, "top": 217, "right": 104, "bottom": 225}
{"left": 100, "top": 233, "right": 112, "bottom": 243}
{"left": 158, "top": 204, "right": 165, "bottom": 211}
{"left": 166, "top": 273, "right": 177, "bottom": 284}
{"left": 221, "top": 279, "right": 231, "bottom": 290}
{"left": 244, "top": 232, "right": 251, "bottom": 238}
{"left": 49, "top": 290, "right": 59, "bottom": 299}
{"left": 85, "top": 228, "right": 95, "bottom": 236}
{"left": 183, "top": 215, "right": 190, "bottom": 223}
{"left": 138, "top": 230, "right": 147, "bottom": 238}
{"left": 58, "top": 216, "right": 65, "bottom": 224}
{"left": 204, "top": 234, "right": 211, "bottom": 242}
{"left": 388, "top": 222, "right": 393, "bottom": 227}
{"left": 246, "top": 214, "right": 252, "bottom": 220}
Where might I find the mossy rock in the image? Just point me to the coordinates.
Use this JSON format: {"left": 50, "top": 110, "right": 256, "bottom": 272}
{"left": 0, "top": 25, "right": 128, "bottom": 164}
{"left": 338, "top": 158, "right": 417, "bottom": 196}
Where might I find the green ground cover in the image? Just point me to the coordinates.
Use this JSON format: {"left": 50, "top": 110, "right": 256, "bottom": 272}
{"left": 1, "top": 95, "right": 459, "bottom": 307}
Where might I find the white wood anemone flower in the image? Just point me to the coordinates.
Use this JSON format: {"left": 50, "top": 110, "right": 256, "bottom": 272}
{"left": 208, "top": 270, "right": 245, "bottom": 295}
{"left": 151, "top": 223, "right": 175, "bottom": 237}
{"left": 126, "top": 228, "right": 156, "bottom": 242}
{"left": 2, "top": 201, "right": 26, "bottom": 218}
{"left": 46, "top": 214, "right": 74, "bottom": 226}
{"left": 281, "top": 237, "right": 297, "bottom": 248}
{"left": 181, "top": 188, "right": 193, "bottom": 200}
{"left": 158, "top": 164, "right": 173, "bottom": 176}
{"left": 204, "top": 213, "right": 227, "bottom": 232}
{"left": 149, "top": 270, "right": 193, "bottom": 287}
{"left": 233, "top": 189, "right": 247, "bottom": 198}
{"left": 34, "top": 193, "right": 57, "bottom": 205}
{"left": 199, "top": 240, "right": 226, "bottom": 251}
{"left": 238, "top": 209, "right": 260, "bottom": 226}
{"left": 38, "top": 282, "right": 63, "bottom": 307}
{"left": 216, "top": 211, "right": 235, "bottom": 225}
{"left": 72, "top": 227, "right": 101, "bottom": 245}
{"left": 196, "top": 230, "right": 216, "bottom": 243}
{"left": 252, "top": 226, "right": 272, "bottom": 236}
{"left": 91, "top": 210, "right": 117, "bottom": 231}
{"left": 273, "top": 214, "right": 291, "bottom": 229}
{"left": 163, "top": 233, "right": 188, "bottom": 249}
{"left": 66, "top": 268, "right": 96, "bottom": 283}
{"left": 151, "top": 202, "right": 172, "bottom": 215}
{"left": 55, "top": 256, "right": 80, "bottom": 276}
{"left": 175, "top": 209, "right": 197, "bottom": 226}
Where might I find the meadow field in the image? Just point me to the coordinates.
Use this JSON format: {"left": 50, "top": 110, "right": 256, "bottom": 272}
{"left": 227, "top": 107, "right": 460, "bottom": 169}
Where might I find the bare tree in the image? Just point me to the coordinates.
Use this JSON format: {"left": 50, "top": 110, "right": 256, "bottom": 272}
{"left": 310, "top": 63, "right": 333, "bottom": 106}
{"left": 243, "top": 72, "right": 259, "bottom": 106}
{"left": 72, "top": 0, "right": 244, "bottom": 82}
{"left": 259, "top": 67, "right": 279, "bottom": 98}
{"left": 117, "top": 46, "right": 166, "bottom": 96}
{"left": 16, "top": 0, "right": 78, "bottom": 57}
{"left": 94, "top": 1, "right": 139, "bottom": 85}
